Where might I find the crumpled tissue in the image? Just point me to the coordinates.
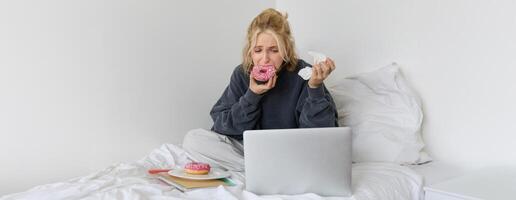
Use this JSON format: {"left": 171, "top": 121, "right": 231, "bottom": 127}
{"left": 298, "top": 51, "right": 328, "bottom": 80}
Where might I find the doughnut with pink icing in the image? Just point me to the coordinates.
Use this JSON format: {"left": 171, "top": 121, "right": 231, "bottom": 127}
{"left": 184, "top": 162, "right": 211, "bottom": 175}
{"left": 251, "top": 65, "right": 276, "bottom": 84}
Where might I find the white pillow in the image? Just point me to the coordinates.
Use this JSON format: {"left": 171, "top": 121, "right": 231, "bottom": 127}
{"left": 329, "top": 64, "right": 431, "bottom": 164}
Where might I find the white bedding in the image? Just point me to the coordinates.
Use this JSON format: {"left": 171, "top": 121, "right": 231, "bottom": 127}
{"left": 1, "top": 144, "right": 424, "bottom": 200}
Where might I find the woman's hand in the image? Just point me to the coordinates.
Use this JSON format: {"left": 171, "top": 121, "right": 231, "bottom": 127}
{"left": 308, "top": 58, "right": 336, "bottom": 88}
{"left": 249, "top": 73, "right": 277, "bottom": 95}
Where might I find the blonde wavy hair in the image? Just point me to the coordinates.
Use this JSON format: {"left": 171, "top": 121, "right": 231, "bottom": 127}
{"left": 242, "top": 8, "right": 298, "bottom": 74}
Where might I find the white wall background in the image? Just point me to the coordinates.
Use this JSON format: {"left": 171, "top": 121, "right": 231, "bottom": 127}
{"left": 0, "top": 0, "right": 274, "bottom": 195}
{"left": 277, "top": 0, "right": 516, "bottom": 171}
{"left": 2, "top": 0, "right": 516, "bottom": 196}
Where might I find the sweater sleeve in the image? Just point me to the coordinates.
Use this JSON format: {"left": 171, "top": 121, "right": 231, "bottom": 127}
{"left": 210, "top": 66, "right": 263, "bottom": 136}
{"left": 296, "top": 84, "right": 339, "bottom": 128}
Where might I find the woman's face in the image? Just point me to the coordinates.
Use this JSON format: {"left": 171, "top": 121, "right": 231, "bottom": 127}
{"left": 251, "top": 32, "right": 283, "bottom": 70}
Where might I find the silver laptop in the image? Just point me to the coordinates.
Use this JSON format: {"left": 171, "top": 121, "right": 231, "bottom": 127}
{"left": 243, "top": 127, "right": 352, "bottom": 197}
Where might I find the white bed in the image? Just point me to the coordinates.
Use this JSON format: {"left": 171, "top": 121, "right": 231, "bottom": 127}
{"left": 1, "top": 64, "right": 444, "bottom": 200}
{"left": 1, "top": 143, "right": 427, "bottom": 200}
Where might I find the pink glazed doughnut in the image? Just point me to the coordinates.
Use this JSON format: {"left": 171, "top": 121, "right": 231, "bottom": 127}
{"left": 184, "top": 162, "right": 211, "bottom": 175}
{"left": 251, "top": 65, "right": 276, "bottom": 84}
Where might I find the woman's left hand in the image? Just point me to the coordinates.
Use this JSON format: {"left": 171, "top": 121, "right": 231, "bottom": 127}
{"left": 308, "top": 58, "right": 336, "bottom": 88}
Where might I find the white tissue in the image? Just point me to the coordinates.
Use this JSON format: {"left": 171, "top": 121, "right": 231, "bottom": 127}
{"left": 308, "top": 51, "right": 327, "bottom": 64}
{"left": 298, "top": 67, "right": 312, "bottom": 80}
{"left": 297, "top": 51, "right": 328, "bottom": 80}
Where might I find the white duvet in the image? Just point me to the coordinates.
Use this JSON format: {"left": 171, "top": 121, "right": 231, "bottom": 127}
{"left": 1, "top": 144, "right": 424, "bottom": 200}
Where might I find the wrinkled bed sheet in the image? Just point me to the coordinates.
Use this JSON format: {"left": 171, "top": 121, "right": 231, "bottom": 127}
{"left": 1, "top": 144, "right": 423, "bottom": 200}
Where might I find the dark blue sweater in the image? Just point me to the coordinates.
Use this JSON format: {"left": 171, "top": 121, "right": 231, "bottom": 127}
{"left": 210, "top": 59, "right": 338, "bottom": 140}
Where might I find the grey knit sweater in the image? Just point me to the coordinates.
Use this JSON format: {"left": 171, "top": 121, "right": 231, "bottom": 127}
{"left": 210, "top": 59, "right": 338, "bottom": 140}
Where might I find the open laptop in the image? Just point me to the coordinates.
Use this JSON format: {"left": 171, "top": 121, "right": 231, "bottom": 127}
{"left": 243, "top": 127, "right": 352, "bottom": 197}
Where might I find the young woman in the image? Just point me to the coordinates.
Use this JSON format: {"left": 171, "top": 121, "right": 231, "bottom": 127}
{"left": 183, "top": 8, "right": 338, "bottom": 172}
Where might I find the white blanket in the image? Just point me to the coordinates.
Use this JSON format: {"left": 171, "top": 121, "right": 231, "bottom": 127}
{"left": 1, "top": 144, "right": 424, "bottom": 200}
